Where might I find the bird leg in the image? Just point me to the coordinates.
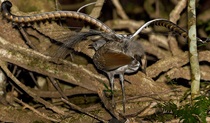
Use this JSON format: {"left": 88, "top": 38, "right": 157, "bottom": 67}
{"left": 107, "top": 73, "right": 115, "bottom": 108}
{"left": 119, "top": 74, "right": 126, "bottom": 113}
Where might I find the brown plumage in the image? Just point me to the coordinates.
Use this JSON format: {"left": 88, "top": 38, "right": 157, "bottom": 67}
{"left": 91, "top": 35, "right": 146, "bottom": 113}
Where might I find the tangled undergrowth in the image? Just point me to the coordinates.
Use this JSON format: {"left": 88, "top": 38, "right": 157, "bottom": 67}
{"left": 0, "top": 0, "right": 210, "bottom": 122}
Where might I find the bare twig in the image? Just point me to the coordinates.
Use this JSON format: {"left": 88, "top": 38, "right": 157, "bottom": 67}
{"left": 48, "top": 77, "right": 69, "bottom": 100}
{"left": 169, "top": 0, "right": 187, "bottom": 22}
{"left": 146, "top": 52, "right": 189, "bottom": 78}
{"left": 112, "top": 0, "right": 135, "bottom": 32}
{"left": 147, "top": 50, "right": 210, "bottom": 80}
{"left": 133, "top": 102, "right": 157, "bottom": 117}
{"left": 89, "top": 0, "right": 105, "bottom": 18}
{"left": 97, "top": 88, "right": 121, "bottom": 120}
{"left": 61, "top": 98, "right": 108, "bottom": 123}
{"left": 28, "top": 72, "right": 40, "bottom": 88}
{"left": 156, "top": 65, "right": 210, "bottom": 83}
{"left": 33, "top": 86, "right": 96, "bottom": 98}
{"left": 168, "top": 0, "right": 187, "bottom": 55}
{"left": 141, "top": 40, "right": 171, "bottom": 59}
{"left": 14, "top": 97, "right": 60, "bottom": 122}
{"left": 105, "top": 19, "right": 145, "bottom": 31}
{"left": 0, "top": 60, "right": 66, "bottom": 115}
{"left": 19, "top": 27, "right": 37, "bottom": 50}
{"left": 47, "top": 76, "right": 104, "bottom": 122}
{"left": 112, "top": 0, "right": 128, "bottom": 19}
{"left": 54, "top": 0, "right": 60, "bottom": 11}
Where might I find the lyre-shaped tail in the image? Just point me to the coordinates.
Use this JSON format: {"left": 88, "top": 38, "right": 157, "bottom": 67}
{"left": 153, "top": 20, "right": 187, "bottom": 38}
{"left": 1, "top": 1, "right": 114, "bottom": 33}
{"left": 131, "top": 19, "right": 187, "bottom": 39}
{"left": 154, "top": 20, "right": 206, "bottom": 43}
{"left": 131, "top": 19, "right": 205, "bottom": 43}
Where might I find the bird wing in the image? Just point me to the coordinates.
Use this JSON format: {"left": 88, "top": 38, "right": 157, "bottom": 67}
{"left": 99, "top": 50, "right": 134, "bottom": 71}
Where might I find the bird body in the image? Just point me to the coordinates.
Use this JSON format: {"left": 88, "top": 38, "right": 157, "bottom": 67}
{"left": 91, "top": 34, "right": 146, "bottom": 113}
{"left": 93, "top": 39, "right": 144, "bottom": 74}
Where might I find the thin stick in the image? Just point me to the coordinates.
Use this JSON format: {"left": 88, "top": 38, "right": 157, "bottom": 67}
{"left": 48, "top": 77, "right": 69, "bottom": 100}
{"left": 112, "top": 0, "right": 128, "bottom": 19}
{"left": 48, "top": 77, "right": 107, "bottom": 122}
{"left": 0, "top": 61, "right": 66, "bottom": 115}
{"left": 14, "top": 97, "right": 60, "bottom": 122}
{"left": 18, "top": 27, "right": 38, "bottom": 50}
{"left": 61, "top": 98, "right": 108, "bottom": 123}
{"left": 54, "top": 0, "right": 59, "bottom": 11}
